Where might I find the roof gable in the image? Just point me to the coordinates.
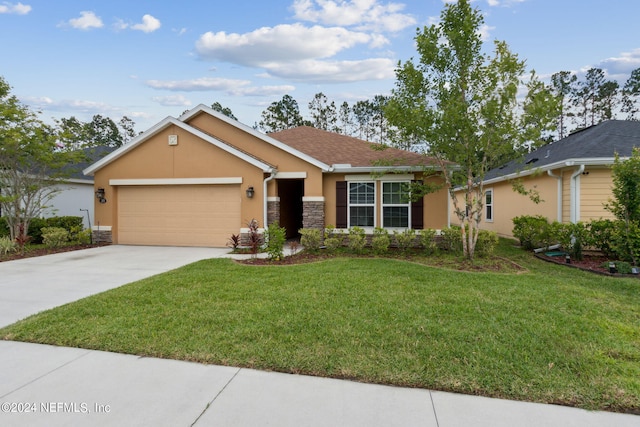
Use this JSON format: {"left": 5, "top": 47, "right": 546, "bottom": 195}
{"left": 268, "top": 126, "right": 441, "bottom": 171}
{"left": 180, "top": 105, "right": 331, "bottom": 171}
{"left": 83, "top": 116, "right": 274, "bottom": 176}
{"left": 485, "top": 120, "right": 640, "bottom": 182}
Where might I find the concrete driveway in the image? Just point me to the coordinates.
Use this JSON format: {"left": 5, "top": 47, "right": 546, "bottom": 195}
{"left": 0, "top": 245, "right": 229, "bottom": 328}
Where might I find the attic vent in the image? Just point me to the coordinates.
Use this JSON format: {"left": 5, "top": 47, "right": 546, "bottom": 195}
{"left": 168, "top": 134, "right": 178, "bottom": 146}
{"left": 545, "top": 150, "right": 550, "bottom": 158}
{"left": 525, "top": 158, "right": 538, "bottom": 165}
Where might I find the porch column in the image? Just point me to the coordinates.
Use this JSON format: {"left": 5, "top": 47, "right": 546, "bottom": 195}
{"left": 302, "top": 197, "right": 325, "bottom": 229}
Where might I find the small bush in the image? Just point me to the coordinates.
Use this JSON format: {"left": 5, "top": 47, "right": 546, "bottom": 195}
{"left": 0, "top": 236, "right": 16, "bottom": 256}
{"left": 439, "top": 227, "right": 462, "bottom": 253}
{"left": 28, "top": 217, "right": 47, "bottom": 244}
{"left": 393, "top": 228, "right": 416, "bottom": 252}
{"left": 246, "top": 219, "right": 263, "bottom": 256}
{"left": 587, "top": 219, "right": 616, "bottom": 257}
{"left": 299, "top": 228, "right": 322, "bottom": 253}
{"left": 512, "top": 215, "right": 550, "bottom": 250}
{"left": 475, "top": 230, "right": 499, "bottom": 257}
{"left": 265, "top": 222, "right": 286, "bottom": 261}
{"left": 347, "top": 226, "right": 366, "bottom": 253}
{"left": 371, "top": 227, "right": 390, "bottom": 254}
{"left": 41, "top": 227, "right": 69, "bottom": 249}
{"left": 0, "top": 218, "right": 9, "bottom": 238}
{"left": 554, "top": 222, "right": 588, "bottom": 261}
{"left": 227, "top": 234, "right": 240, "bottom": 250}
{"left": 47, "top": 216, "right": 83, "bottom": 231}
{"left": 419, "top": 229, "right": 438, "bottom": 254}
{"left": 610, "top": 220, "right": 640, "bottom": 265}
{"left": 601, "top": 260, "right": 633, "bottom": 275}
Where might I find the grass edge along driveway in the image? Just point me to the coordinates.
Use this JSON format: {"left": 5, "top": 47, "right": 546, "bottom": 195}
{"left": 1, "top": 245, "right": 639, "bottom": 414}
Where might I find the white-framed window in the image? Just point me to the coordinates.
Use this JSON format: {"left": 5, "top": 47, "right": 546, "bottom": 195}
{"left": 348, "top": 181, "right": 375, "bottom": 227}
{"left": 485, "top": 188, "right": 493, "bottom": 222}
{"left": 382, "top": 181, "right": 410, "bottom": 228}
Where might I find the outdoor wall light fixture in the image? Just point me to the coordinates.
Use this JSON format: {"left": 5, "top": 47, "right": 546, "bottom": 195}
{"left": 246, "top": 186, "right": 255, "bottom": 199}
{"left": 95, "top": 187, "right": 107, "bottom": 204}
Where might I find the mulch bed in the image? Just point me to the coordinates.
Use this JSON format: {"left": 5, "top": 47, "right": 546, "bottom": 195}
{"left": 0, "top": 243, "right": 111, "bottom": 263}
{"left": 535, "top": 252, "right": 640, "bottom": 278}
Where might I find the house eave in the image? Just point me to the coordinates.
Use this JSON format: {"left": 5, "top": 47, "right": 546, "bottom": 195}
{"left": 83, "top": 116, "right": 274, "bottom": 176}
{"left": 180, "top": 104, "right": 332, "bottom": 172}
{"left": 329, "top": 165, "right": 442, "bottom": 174}
{"left": 482, "top": 157, "right": 619, "bottom": 186}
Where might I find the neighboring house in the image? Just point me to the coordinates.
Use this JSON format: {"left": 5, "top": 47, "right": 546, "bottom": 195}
{"left": 454, "top": 120, "right": 640, "bottom": 238}
{"left": 83, "top": 104, "right": 452, "bottom": 247}
{"left": 43, "top": 146, "right": 116, "bottom": 229}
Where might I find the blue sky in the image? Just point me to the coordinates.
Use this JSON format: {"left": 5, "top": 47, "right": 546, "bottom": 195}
{"left": 1, "top": 0, "right": 639, "bottom": 132}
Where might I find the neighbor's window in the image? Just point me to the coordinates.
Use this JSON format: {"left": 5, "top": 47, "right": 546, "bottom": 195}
{"left": 382, "top": 181, "right": 410, "bottom": 228}
{"left": 349, "top": 182, "right": 375, "bottom": 227}
{"left": 485, "top": 189, "right": 493, "bottom": 222}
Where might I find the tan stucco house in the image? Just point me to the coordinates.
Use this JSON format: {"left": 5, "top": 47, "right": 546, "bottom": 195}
{"left": 83, "top": 104, "right": 451, "bottom": 247}
{"left": 454, "top": 120, "right": 640, "bottom": 238}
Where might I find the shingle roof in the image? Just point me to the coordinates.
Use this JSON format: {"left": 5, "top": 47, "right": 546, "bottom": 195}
{"left": 269, "top": 126, "right": 441, "bottom": 169}
{"left": 485, "top": 120, "right": 640, "bottom": 181}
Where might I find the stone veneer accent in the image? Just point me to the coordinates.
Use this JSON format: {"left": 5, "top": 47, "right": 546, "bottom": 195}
{"left": 267, "top": 198, "right": 280, "bottom": 226}
{"left": 302, "top": 199, "right": 325, "bottom": 230}
{"left": 92, "top": 229, "right": 113, "bottom": 244}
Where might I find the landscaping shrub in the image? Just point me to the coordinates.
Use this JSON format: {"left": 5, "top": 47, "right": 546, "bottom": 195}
{"left": 419, "top": 228, "right": 437, "bottom": 254}
{"left": 512, "top": 215, "right": 549, "bottom": 249}
{"left": 0, "top": 236, "right": 16, "bottom": 256}
{"left": 475, "top": 230, "right": 499, "bottom": 257}
{"left": 393, "top": 228, "right": 416, "bottom": 252}
{"left": 0, "top": 218, "right": 9, "bottom": 238}
{"left": 41, "top": 227, "right": 69, "bottom": 249}
{"left": 610, "top": 220, "right": 640, "bottom": 265}
{"left": 601, "top": 260, "right": 634, "bottom": 275}
{"left": 439, "top": 227, "right": 462, "bottom": 253}
{"left": 265, "top": 222, "right": 286, "bottom": 261}
{"left": 554, "top": 221, "right": 588, "bottom": 261}
{"left": 371, "top": 227, "right": 390, "bottom": 254}
{"left": 587, "top": 219, "right": 616, "bottom": 257}
{"left": 28, "top": 217, "right": 47, "bottom": 244}
{"left": 299, "top": 228, "right": 322, "bottom": 252}
{"left": 347, "top": 226, "right": 366, "bottom": 253}
{"left": 323, "top": 225, "right": 343, "bottom": 253}
{"left": 246, "top": 219, "right": 263, "bottom": 256}
{"left": 46, "top": 216, "right": 83, "bottom": 231}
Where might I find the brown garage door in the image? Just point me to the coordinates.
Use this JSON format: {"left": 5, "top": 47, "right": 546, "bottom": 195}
{"left": 117, "top": 185, "right": 240, "bottom": 247}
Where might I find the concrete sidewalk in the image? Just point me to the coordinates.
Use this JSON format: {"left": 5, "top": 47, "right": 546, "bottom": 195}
{"left": 0, "top": 341, "right": 637, "bottom": 427}
{"left": 0, "top": 246, "right": 638, "bottom": 426}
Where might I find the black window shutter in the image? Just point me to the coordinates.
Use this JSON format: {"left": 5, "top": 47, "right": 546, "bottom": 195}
{"left": 336, "top": 181, "right": 347, "bottom": 228}
{"left": 411, "top": 180, "right": 424, "bottom": 230}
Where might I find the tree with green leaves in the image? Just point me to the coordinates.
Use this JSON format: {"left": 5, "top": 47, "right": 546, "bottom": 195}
{"left": 308, "top": 92, "right": 338, "bottom": 131}
{"left": 211, "top": 101, "right": 237, "bottom": 120}
{"left": 622, "top": 67, "right": 640, "bottom": 120}
{"left": 386, "top": 0, "right": 557, "bottom": 260}
{"left": 0, "top": 76, "right": 82, "bottom": 246}
{"left": 258, "top": 94, "right": 308, "bottom": 132}
{"left": 550, "top": 71, "right": 577, "bottom": 139}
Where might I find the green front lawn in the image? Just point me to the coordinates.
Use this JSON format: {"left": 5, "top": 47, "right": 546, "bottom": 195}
{"left": 1, "top": 241, "right": 639, "bottom": 413}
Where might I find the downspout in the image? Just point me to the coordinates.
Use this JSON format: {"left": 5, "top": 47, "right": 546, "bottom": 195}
{"left": 569, "top": 164, "right": 584, "bottom": 223}
{"left": 263, "top": 169, "right": 276, "bottom": 229}
{"left": 547, "top": 169, "right": 562, "bottom": 222}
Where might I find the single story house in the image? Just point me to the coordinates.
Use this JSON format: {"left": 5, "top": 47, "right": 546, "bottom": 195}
{"left": 83, "top": 104, "right": 452, "bottom": 247}
{"left": 457, "top": 120, "right": 640, "bottom": 238}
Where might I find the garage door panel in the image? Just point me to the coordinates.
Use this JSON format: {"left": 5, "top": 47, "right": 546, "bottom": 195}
{"left": 118, "top": 185, "right": 240, "bottom": 247}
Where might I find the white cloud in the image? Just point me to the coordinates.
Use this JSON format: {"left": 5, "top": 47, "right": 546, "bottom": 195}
{"left": 292, "top": 0, "right": 416, "bottom": 32}
{"left": 23, "top": 96, "right": 116, "bottom": 114}
{"left": 114, "top": 14, "right": 161, "bottom": 33}
{"left": 595, "top": 49, "right": 640, "bottom": 76}
{"left": 67, "top": 11, "right": 103, "bottom": 30}
{"left": 146, "top": 77, "right": 295, "bottom": 97}
{"left": 0, "top": 2, "right": 31, "bottom": 14}
{"left": 486, "top": 0, "right": 526, "bottom": 6}
{"left": 152, "top": 95, "right": 192, "bottom": 107}
{"left": 131, "top": 14, "right": 161, "bottom": 33}
{"left": 264, "top": 58, "right": 395, "bottom": 83}
{"left": 196, "top": 23, "right": 377, "bottom": 65}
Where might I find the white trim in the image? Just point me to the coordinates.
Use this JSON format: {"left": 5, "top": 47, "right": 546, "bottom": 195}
{"left": 109, "top": 178, "right": 242, "bottom": 186}
{"left": 275, "top": 172, "right": 307, "bottom": 179}
{"left": 570, "top": 165, "right": 584, "bottom": 223}
{"left": 547, "top": 170, "right": 563, "bottom": 222}
{"left": 267, "top": 197, "right": 280, "bottom": 202}
{"left": 302, "top": 196, "right": 325, "bottom": 202}
{"left": 91, "top": 225, "right": 112, "bottom": 231}
{"left": 346, "top": 173, "right": 415, "bottom": 181}
{"left": 484, "top": 188, "right": 494, "bottom": 223}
